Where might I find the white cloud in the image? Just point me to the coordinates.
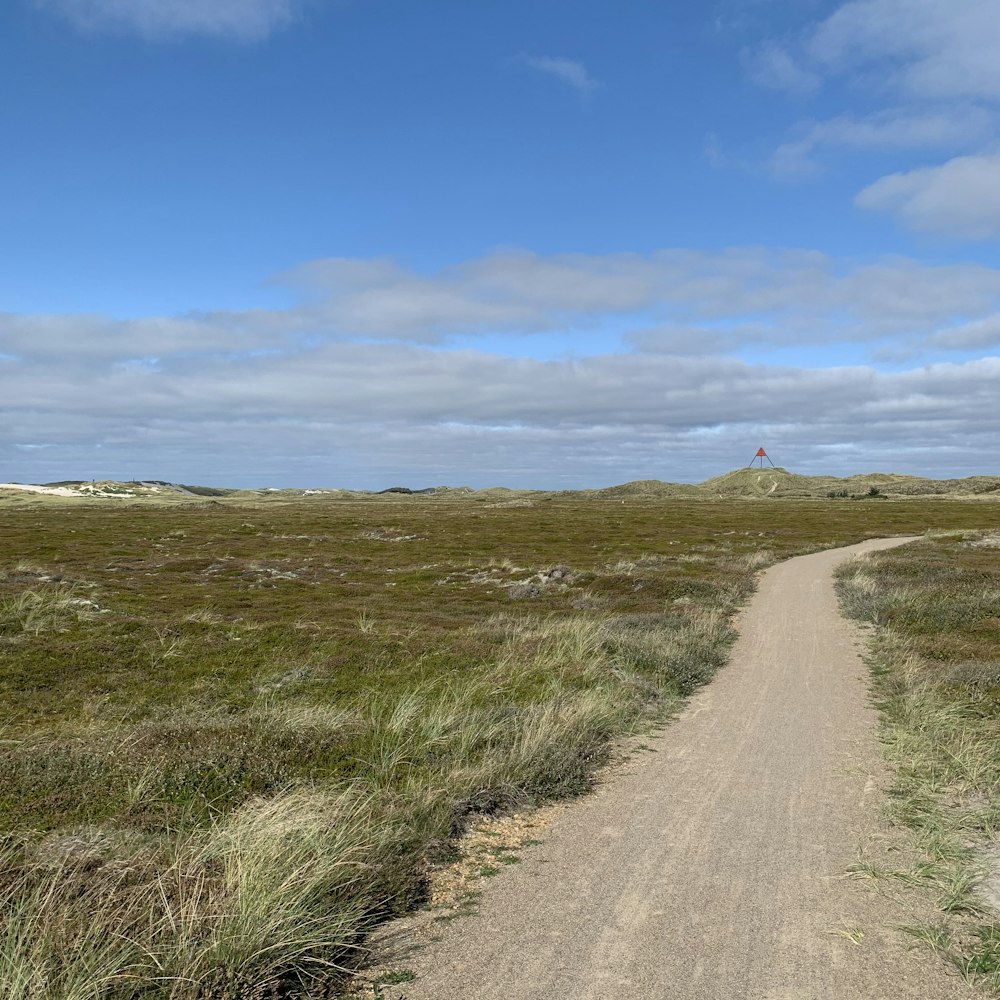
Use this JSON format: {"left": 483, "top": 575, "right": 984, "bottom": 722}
{"left": 7, "top": 250, "right": 1000, "bottom": 363}
{"left": 743, "top": 42, "right": 820, "bottom": 95}
{"left": 925, "top": 314, "right": 1000, "bottom": 351}
{"left": 856, "top": 152, "right": 1000, "bottom": 239}
{"left": 0, "top": 309, "right": 298, "bottom": 363}
{"left": 751, "top": 0, "right": 1000, "bottom": 105}
{"left": 281, "top": 248, "right": 1000, "bottom": 343}
{"left": 4, "top": 332, "right": 1000, "bottom": 486}
{"left": 4, "top": 249, "right": 1000, "bottom": 486}
{"left": 747, "top": 1, "right": 1000, "bottom": 238}
{"left": 35, "top": 0, "right": 299, "bottom": 41}
{"left": 9, "top": 248, "right": 1000, "bottom": 367}
{"left": 770, "top": 108, "right": 992, "bottom": 178}
{"left": 519, "top": 56, "right": 602, "bottom": 94}
{"left": 808, "top": 0, "right": 1000, "bottom": 103}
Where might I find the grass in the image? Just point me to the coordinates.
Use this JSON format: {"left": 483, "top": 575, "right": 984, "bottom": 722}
{"left": 2, "top": 496, "right": 1000, "bottom": 997}
{"left": 836, "top": 530, "right": 1000, "bottom": 993}
{"left": 832, "top": 923, "right": 866, "bottom": 946}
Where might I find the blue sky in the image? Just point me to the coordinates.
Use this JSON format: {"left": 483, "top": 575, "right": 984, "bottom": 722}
{"left": 2, "top": 0, "right": 1000, "bottom": 487}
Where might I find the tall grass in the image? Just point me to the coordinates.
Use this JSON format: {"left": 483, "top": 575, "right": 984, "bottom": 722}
{"left": 837, "top": 535, "right": 1000, "bottom": 994}
{"left": 0, "top": 585, "right": 104, "bottom": 637}
{"left": 0, "top": 596, "right": 741, "bottom": 998}
{"left": 1, "top": 790, "right": 390, "bottom": 999}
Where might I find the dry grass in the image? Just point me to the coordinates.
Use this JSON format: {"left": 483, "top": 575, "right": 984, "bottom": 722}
{"left": 837, "top": 535, "right": 1000, "bottom": 993}
{"left": 1, "top": 789, "right": 389, "bottom": 999}
{"left": 2, "top": 497, "right": 999, "bottom": 996}
{"left": 0, "top": 586, "right": 105, "bottom": 637}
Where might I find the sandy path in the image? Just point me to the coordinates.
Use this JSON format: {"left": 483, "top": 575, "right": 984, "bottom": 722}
{"left": 379, "top": 538, "right": 974, "bottom": 1000}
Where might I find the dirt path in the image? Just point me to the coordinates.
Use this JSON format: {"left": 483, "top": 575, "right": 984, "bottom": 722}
{"left": 379, "top": 538, "right": 973, "bottom": 1000}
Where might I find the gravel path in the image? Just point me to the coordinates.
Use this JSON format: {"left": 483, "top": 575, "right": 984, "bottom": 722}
{"left": 380, "top": 538, "right": 973, "bottom": 1000}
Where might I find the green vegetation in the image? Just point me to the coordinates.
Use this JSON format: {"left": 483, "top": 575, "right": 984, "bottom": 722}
{"left": 2, "top": 496, "right": 999, "bottom": 997}
{"left": 825, "top": 485, "right": 886, "bottom": 500}
{"left": 7, "top": 465, "right": 1000, "bottom": 507}
{"left": 837, "top": 531, "right": 1000, "bottom": 993}
{"left": 696, "top": 467, "right": 1000, "bottom": 499}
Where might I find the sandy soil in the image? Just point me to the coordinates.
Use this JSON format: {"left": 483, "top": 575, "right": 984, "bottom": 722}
{"left": 0, "top": 482, "right": 84, "bottom": 497}
{"left": 374, "top": 538, "right": 974, "bottom": 1000}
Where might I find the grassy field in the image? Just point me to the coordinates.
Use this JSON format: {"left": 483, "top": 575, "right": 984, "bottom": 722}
{"left": 837, "top": 531, "right": 1000, "bottom": 994}
{"left": 3, "top": 495, "right": 1000, "bottom": 998}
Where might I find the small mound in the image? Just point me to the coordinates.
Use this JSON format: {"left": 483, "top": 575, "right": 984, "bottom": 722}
{"left": 701, "top": 468, "right": 815, "bottom": 498}
{"left": 587, "top": 480, "right": 701, "bottom": 499}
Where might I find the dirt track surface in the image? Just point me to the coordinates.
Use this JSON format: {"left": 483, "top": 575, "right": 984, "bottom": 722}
{"left": 379, "top": 538, "right": 975, "bottom": 1000}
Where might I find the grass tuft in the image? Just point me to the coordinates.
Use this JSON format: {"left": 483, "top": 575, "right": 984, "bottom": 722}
{"left": 837, "top": 534, "right": 1000, "bottom": 993}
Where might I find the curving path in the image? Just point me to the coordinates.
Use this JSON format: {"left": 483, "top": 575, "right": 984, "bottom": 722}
{"left": 381, "top": 538, "right": 973, "bottom": 1000}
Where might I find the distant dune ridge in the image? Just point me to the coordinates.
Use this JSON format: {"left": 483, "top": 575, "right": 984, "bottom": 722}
{"left": 591, "top": 468, "right": 1000, "bottom": 500}
{"left": 1, "top": 467, "right": 999, "bottom": 504}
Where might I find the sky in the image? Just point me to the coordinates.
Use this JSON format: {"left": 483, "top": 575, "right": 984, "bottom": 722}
{"left": 2, "top": 0, "right": 999, "bottom": 488}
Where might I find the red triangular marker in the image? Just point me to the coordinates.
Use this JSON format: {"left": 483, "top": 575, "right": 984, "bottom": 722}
{"left": 748, "top": 447, "right": 776, "bottom": 468}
